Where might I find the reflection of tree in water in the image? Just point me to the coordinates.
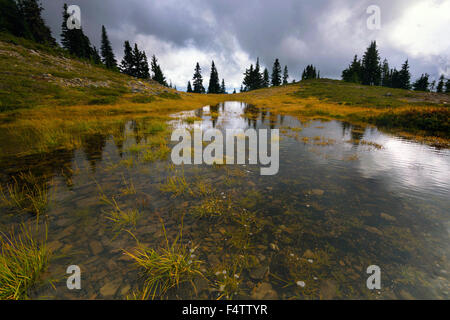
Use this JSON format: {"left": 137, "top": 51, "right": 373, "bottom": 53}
{"left": 81, "top": 133, "right": 107, "bottom": 172}
{"left": 269, "top": 113, "right": 278, "bottom": 129}
{"left": 195, "top": 108, "right": 204, "bottom": 118}
{"left": 261, "top": 109, "right": 267, "bottom": 123}
{"left": 340, "top": 122, "right": 365, "bottom": 145}
{"left": 111, "top": 122, "right": 126, "bottom": 157}
{"left": 210, "top": 104, "right": 220, "bottom": 128}
{"left": 0, "top": 148, "right": 75, "bottom": 190}
{"left": 130, "top": 120, "right": 144, "bottom": 145}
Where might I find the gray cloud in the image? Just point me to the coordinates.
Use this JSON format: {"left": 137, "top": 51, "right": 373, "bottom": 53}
{"left": 41, "top": 0, "right": 450, "bottom": 91}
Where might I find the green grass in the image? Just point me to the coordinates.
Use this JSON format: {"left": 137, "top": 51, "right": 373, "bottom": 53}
{"left": 0, "top": 223, "right": 50, "bottom": 300}
{"left": 123, "top": 219, "right": 203, "bottom": 299}
{"left": 0, "top": 172, "right": 50, "bottom": 217}
{"left": 293, "top": 79, "right": 446, "bottom": 109}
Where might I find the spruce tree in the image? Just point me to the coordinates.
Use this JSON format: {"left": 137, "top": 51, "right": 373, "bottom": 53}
{"left": 342, "top": 55, "right": 362, "bottom": 83}
{"left": 262, "top": 68, "right": 270, "bottom": 87}
{"left": 187, "top": 81, "right": 193, "bottom": 93}
{"left": 101, "top": 25, "right": 117, "bottom": 69}
{"left": 283, "top": 65, "right": 289, "bottom": 85}
{"left": 208, "top": 61, "right": 221, "bottom": 94}
{"left": 192, "top": 63, "right": 205, "bottom": 93}
{"left": 398, "top": 60, "right": 411, "bottom": 89}
{"left": 446, "top": 79, "right": 450, "bottom": 94}
{"left": 253, "top": 58, "right": 263, "bottom": 89}
{"left": 361, "top": 41, "right": 381, "bottom": 85}
{"left": 271, "top": 59, "right": 282, "bottom": 86}
{"left": 61, "top": 5, "right": 93, "bottom": 60}
{"left": 92, "top": 46, "right": 101, "bottom": 65}
{"left": 242, "top": 64, "right": 254, "bottom": 91}
{"left": 302, "top": 65, "right": 318, "bottom": 80}
{"left": 140, "top": 51, "right": 150, "bottom": 79}
{"left": 233, "top": 88, "right": 236, "bottom": 94}
{"left": 120, "top": 41, "right": 134, "bottom": 76}
{"left": 412, "top": 74, "right": 430, "bottom": 92}
{"left": 17, "top": 0, "right": 55, "bottom": 45}
{"left": 381, "top": 59, "right": 391, "bottom": 87}
{"left": 0, "top": 0, "right": 31, "bottom": 39}
{"left": 436, "top": 75, "right": 445, "bottom": 93}
{"left": 151, "top": 55, "right": 167, "bottom": 86}
{"left": 220, "top": 79, "right": 226, "bottom": 94}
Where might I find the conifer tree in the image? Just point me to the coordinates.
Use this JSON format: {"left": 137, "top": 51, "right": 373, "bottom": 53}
{"left": 0, "top": 0, "right": 31, "bottom": 39}
{"left": 253, "top": 58, "right": 263, "bottom": 89}
{"left": 208, "top": 61, "right": 221, "bottom": 94}
{"left": 381, "top": 59, "right": 391, "bottom": 87}
{"left": 342, "top": 55, "right": 362, "bottom": 83}
{"left": 151, "top": 55, "right": 167, "bottom": 86}
{"left": 140, "top": 51, "right": 150, "bottom": 79}
{"left": 302, "top": 65, "right": 318, "bottom": 80}
{"left": 445, "top": 79, "right": 450, "bottom": 94}
{"left": 361, "top": 41, "right": 381, "bottom": 85}
{"left": 283, "top": 65, "right": 289, "bottom": 85}
{"left": 271, "top": 59, "right": 282, "bottom": 86}
{"left": 233, "top": 88, "right": 236, "bottom": 94}
{"left": 61, "top": 4, "right": 93, "bottom": 60}
{"left": 192, "top": 62, "right": 205, "bottom": 93}
{"left": 92, "top": 46, "right": 101, "bottom": 65}
{"left": 412, "top": 74, "right": 430, "bottom": 92}
{"left": 120, "top": 41, "right": 134, "bottom": 76}
{"left": 187, "top": 81, "right": 193, "bottom": 93}
{"left": 220, "top": 79, "right": 226, "bottom": 94}
{"left": 17, "top": 0, "right": 55, "bottom": 45}
{"left": 101, "top": 25, "right": 117, "bottom": 69}
{"left": 436, "top": 75, "right": 445, "bottom": 93}
{"left": 398, "top": 60, "right": 411, "bottom": 90}
{"left": 242, "top": 64, "right": 254, "bottom": 91}
{"left": 262, "top": 68, "right": 270, "bottom": 87}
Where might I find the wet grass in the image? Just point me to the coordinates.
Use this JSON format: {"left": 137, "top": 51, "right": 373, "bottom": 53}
{"left": 0, "top": 223, "right": 50, "bottom": 300}
{"left": 124, "top": 219, "right": 203, "bottom": 299}
{"left": 0, "top": 172, "right": 50, "bottom": 217}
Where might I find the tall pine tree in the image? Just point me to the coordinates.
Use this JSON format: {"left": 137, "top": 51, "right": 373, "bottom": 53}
{"left": 17, "top": 0, "right": 55, "bottom": 45}
{"left": 187, "top": 81, "right": 193, "bottom": 93}
{"left": 283, "top": 65, "right": 289, "bottom": 85}
{"left": 361, "top": 41, "right": 381, "bottom": 86}
{"left": 262, "top": 68, "right": 270, "bottom": 87}
{"left": 208, "top": 61, "right": 221, "bottom": 94}
{"left": 101, "top": 25, "right": 117, "bottom": 69}
{"left": 120, "top": 41, "right": 134, "bottom": 76}
{"left": 0, "top": 0, "right": 32, "bottom": 39}
{"left": 271, "top": 59, "right": 282, "bottom": 86}
{"left": 192, "top": 63, "right": 205, "bottom": 93}
{"left": 220, "top": 79, "right": 226, "bottom": 94}
{"left": 151, "top": 55, "right": 167, "bottom": 86}
{"left": 436, "top": 75, "right": 445, "bottom": 93}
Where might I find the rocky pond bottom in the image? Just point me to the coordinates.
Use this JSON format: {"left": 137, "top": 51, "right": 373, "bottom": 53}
{"left": 0, "top": 101, "right": 449, "bottom": 299}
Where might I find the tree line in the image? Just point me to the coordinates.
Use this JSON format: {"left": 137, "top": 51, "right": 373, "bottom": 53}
{"left": 0, "top": 0, "right": 56, "bottom": 46}
{"left": 342, "top": 41, "right": 450, "bottom": 93}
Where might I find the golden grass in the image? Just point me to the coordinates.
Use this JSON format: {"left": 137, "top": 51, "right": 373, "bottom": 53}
{"left": 0, "top": 223, "right": 50, "bottom": 300}
{"left": 123, "top": 219, "right": 203, "bottom": 300}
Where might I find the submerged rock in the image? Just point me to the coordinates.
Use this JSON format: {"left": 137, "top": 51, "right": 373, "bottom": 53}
{"left": 251, "top": 282, "right": 278, "bottom": 300}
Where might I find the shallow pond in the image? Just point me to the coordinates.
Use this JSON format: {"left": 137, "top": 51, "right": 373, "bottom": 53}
{"left": 0, "top": 101, "right": 449, "bottom": 299}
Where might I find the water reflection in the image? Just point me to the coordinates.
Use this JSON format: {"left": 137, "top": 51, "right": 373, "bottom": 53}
{"left": 0, "top": 101, "right": 448, "bottom": 299}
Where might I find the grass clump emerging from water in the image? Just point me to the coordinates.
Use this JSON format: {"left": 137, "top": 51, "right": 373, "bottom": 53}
{"left": 0, "top": 172, "right": 50, "bottom": 217}
{"left": 0, "top": 224, "right": 50, "bottom": 300}
{"left": 124, "top": 219, "right": 203, "bottom": 300}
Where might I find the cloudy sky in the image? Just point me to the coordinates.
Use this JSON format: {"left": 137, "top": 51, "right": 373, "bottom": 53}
{"left": 41, "top": 0, "right": 450, "bottom": 92}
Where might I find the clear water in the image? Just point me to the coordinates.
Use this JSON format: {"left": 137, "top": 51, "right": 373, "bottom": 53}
{"left": 0, "top": 101, "right": 449, "bottom": 299}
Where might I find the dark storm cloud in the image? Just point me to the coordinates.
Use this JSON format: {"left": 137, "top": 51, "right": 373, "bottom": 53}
{"left": 41, "top": 0, "right": 449, "bottom": 89}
